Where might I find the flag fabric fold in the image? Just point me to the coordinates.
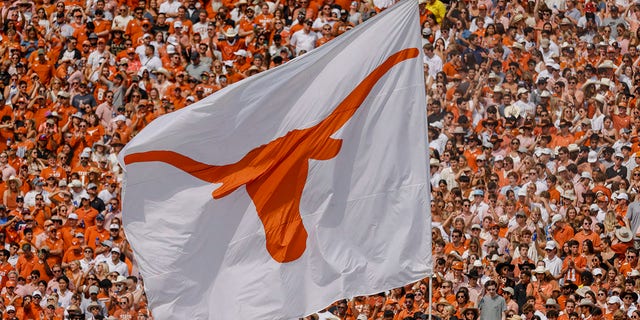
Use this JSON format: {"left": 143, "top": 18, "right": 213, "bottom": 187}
{"left": 120, "top": 0, "right": 432, "bottom": 318}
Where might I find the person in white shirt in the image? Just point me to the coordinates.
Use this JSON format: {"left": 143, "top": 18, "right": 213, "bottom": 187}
{"left": 468, "top": 4, "right": 494, "bottom": 32}
{"left": 158, "top": 0, "right": 181, "bottom": 21}
{"left": 542, "top": 241, "right": 563, "bottom": 278}
{"left": 289, "top": 19, "right": 317, "bottom": 56}
{"left": 98, "top": 183, "right": 118, "bottom": 203}
{"left": 87, "top": 39, "right": 114, "bottom": 72}
{"left": 111, "top": 5, "right": 133, "bottom": 31}
{"left": 192, "top": 11, "right": 209, "bottom": 38}
{"left": 135, "top": 34, "right": 155, "bottom": 58}
{"left": 56, "top": 276, "right": 74, "bottom": 309}
{"left": 423, "top": 43, "right": 443, "bottom": 78}
{"left": 24, "top": 178, "right": 51, "bottom": 207}
{"left": 106, "top": 247, "right": 128, "bottom": 277}
{"left": 139, "top": 45, "right": 163, "bottom": 72}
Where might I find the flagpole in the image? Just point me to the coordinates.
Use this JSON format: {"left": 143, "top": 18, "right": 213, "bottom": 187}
{"left": 428, "top": 275, "right": 433, "bottom": 320}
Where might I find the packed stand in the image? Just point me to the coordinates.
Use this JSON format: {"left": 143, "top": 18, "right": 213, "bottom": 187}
{"left": 0, "top": 0, "right": 387, "bottom": 317}
{"left": 310, "top": 0, "right": 640, "bottom": 318}
{"left": 7, "top": 0, "right": 640, "bottom": 317}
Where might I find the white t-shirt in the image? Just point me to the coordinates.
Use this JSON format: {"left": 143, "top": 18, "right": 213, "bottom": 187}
{"left": 290, "top": 29, "right": 317, "bottom": 55}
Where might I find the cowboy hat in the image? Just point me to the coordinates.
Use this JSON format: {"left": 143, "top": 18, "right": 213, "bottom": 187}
{"left": 578, "top": 298, "right": 596, "bottom": 308}
{"left": 223, "top": 27, "right": 238, "bottom": 38}
{"left": 436, "top": 299, "right": 452, "bottom": 308}
{"left": 599, "top": 78, "right": 614, "bottom": 89}
{"left": 576, "top": 287, "right": 593, "bottom": 298}
{"left": 545, "top": 298, "right": 559, "bottom": 308}
{"left": 518, "top": 261, "right": 535, "bottom": 270}
{"left": 533, "top": 265, "right": 546, "bottom": 274}
{"left": 6, "top": 176, "right": 21, "bottom": 187}
{"left": 153, "top": 68, "right": 171, "bottom": 77}
{"left": 615, "top": 227, "right": 633, "bottom": 242}
{"left": 496, "top": 262, "right": 515, "bottom": 272}
{"left": 581, "top": 79, "right": 599, "bottom": 91}
{"left": 598, "top": 60, "right": 616, "bottom": 69}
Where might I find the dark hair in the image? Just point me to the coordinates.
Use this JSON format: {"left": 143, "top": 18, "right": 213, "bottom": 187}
{"left": 99, "top": 279, "right": 112, "bottom": 289}
{"left": 485, "top": 280, "right": 497, "bottom": 288}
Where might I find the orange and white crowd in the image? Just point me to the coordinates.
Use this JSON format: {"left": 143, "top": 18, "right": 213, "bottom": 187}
{"left": 0, "top": 0, "right": 640, "bottom": 318}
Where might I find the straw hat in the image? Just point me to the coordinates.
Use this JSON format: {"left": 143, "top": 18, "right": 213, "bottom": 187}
{"left": 223, "top": 27, "right": 238, "bottom": 38}
{"left": 615, "top": 227, "right": 633, "bottom": 242}
{"left": 6, "top": 176, "right": 21, "bottom": 187}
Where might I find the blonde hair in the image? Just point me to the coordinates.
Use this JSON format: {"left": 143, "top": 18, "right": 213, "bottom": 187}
{"left": 603, "top": 211, "right": 617, "bottom": 235}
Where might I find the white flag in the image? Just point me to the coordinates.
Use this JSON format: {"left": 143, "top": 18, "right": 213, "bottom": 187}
{"left": 119, "top": 1, "right": 432, "bottom": 318}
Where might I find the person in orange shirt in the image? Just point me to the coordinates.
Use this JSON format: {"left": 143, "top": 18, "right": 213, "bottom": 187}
{"left": 22, "top": 290, "right": 45, "bottom": 320}
{"left": 551, "top": 121, "right": 575, "bottom": 148}
{"left": 2, "top": 286, "right": 22, "bottom": 312}
{"left": 59, "top": 213, "right": 85, "bottom": 249}
{"left": 125, "top": 7, "right": 145, "bottom": 44}
{"left": 84, "top": 214, "right": 109, "bottom": 252}
{"left": 75, "top": 197, "right": 99, "bottom": 229}
{"left": 557, "top": 291, "right": 577, "bottom": 319}
{"left": 218, "top": 27, "right": 247, "bottom": 61}
{"left": 394, "top": 293, "right": 419, "bottom": 320}
{"left": 37, "top": 220, "right": 64, "bottom": 267}
{"left": 16, "top": 243, "right": 37, "bottom": 280}
{"left": 28, "top": 50, "right": 55, "bottom": 85}
{"left": 550, "top": 214, "right": 574, "bottom": 249}
{"left": 618, "top": 247, "right": 638, "bottom": 277}
{"left": 561, "top": 240, "right": 586, "bottom": 286}
{"left": 61, "top": 239, "right": 84, "bottom": 268}
{"left": 112, "top": 295, "right": 137, "bottom": 319}
{"left": 93, "top": 9, "right": 111, "bottom": 40}
{"left": 444, "top": 229, "right": 467, "bottom": 256}
{"left": 255, "top": 3, "right": 274, "bottom": 32}
{"left": 129, "top": 104, "right": 156, "bottom": 134}
{"left": 41, "top": 154, "right": 67, "bottom": 182}
{"left": 0, "top": 249, "right": 13, "bottom": 289}
{"left": 614, "top": 193, "right": 629, "bottom": 219}
{"left": 237, "top": 6, "right": 256, "bottom": 37}
{"left": 316, "top": 24, "right": 334, "bottom": 47}
{"left": 574, "top": 216, "right": 601, "bottom": 252}
{"left": 171, "top": 7, "right": 194, "bottom": 34}
{"left": 437, "top": 281, "right": 456, "bottom": 305}
{"left": 30, "top": 195, "right": 52, "bottom": 229}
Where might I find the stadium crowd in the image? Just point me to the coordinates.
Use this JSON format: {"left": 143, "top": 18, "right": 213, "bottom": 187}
{"left": 2, "top": 0, "right": 640, "bottom": 317}
{"left": 0, "top": 0, "right": 384, "bottom": 318}
{"left": 314, "top": 0, "right": 640, "bottom": 318}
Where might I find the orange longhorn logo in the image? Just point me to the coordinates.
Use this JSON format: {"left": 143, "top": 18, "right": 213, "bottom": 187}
{"left": 124, "top": 48, "right": 419, "bottom": 263}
